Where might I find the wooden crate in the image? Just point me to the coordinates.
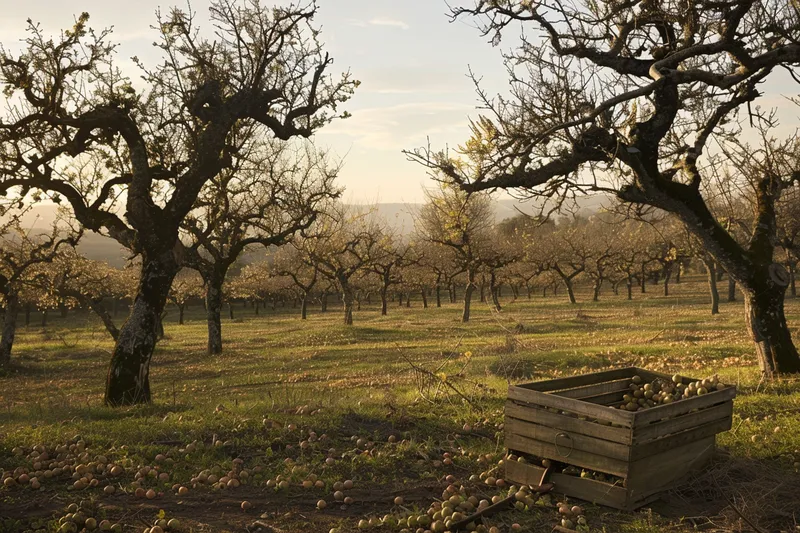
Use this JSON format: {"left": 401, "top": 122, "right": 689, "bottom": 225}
{"left": 504, "top": 366, "right": 736, "bottom": 510}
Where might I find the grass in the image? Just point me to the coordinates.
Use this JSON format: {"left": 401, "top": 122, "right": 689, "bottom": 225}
{"left": 0, "top": 275, "right": 799, "bottom": 533}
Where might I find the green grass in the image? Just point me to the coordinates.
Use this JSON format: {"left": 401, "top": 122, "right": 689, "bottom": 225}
{"left": 1, "top": 276, "right": 799, "bottom": 533}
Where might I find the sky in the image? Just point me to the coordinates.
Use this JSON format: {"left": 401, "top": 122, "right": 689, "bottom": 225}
{"left": 1, "top": 0, "right": 799, "bottom": 204}
{"left": 0, "top": 0, "right": 513, "bottom": 204}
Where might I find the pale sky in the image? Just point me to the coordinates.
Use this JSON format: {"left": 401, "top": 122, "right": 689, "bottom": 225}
{"left": 1, "top": 1, "right": 798, "bottom": 204}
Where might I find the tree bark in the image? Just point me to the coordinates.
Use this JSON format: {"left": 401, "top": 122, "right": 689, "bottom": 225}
{"left": 490, "top": 271, "right": 501, "bottom": 311}
{"left": 745, "top": 285, "right": 800, "bottom": 377}
{"left": 626, "top": 278, "right": 633, "bottom": 300}
{"left": 300, "top": 293, "right": 308, "bottom": 320}
{"left": 592, "top": 279, "right": 602, "bottom": 302}
{"left": 105, "top": 250, "right": 178, "bottom": 406}
{"left": 727, "top": 277, "right": 736, "bottom": 302}
{"left": 206, "top": 275, "right": 224, "bottom": 356}
{"left": 435, "top": 285, "right": 442, "bottom": 308}
{"left": 342, "top": 282, "right": 354, "bottom": 325}
{"left": 405, "top": 293, "right": 411, "bottom": 308}
{"left": 178, "top": 304, "right": 185, "bottom": 325}
{"left": 229, "top": 302, "right": 235, "bottom": 320}
{"left": 85, "top": 297, "right": 119, "bottom": 340}
{"left": 663, "top": 265, "right": 672, "bottom": 297}
{"left": 463, "top": 269, "right": 476, "bottom": 323}
{"left": 321, "top": 291, "right": 328, "bottom": 312}
{"left": 703, "top": 259, "right": 720, "bottom": 315}
{"left": 788, "top": 262, "right": 797, "bottom": 297}
{"left": 421, "top": 289, "right": 428, "bottom": 309}
{"left": 0, "top": 290, "right": 19, "bottom": 366}
{"left": 380, "top": 287, "right": 388, "bottom": 315}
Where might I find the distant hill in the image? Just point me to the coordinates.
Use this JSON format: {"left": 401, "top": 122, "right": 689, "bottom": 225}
{"left": 11, "top": 194, "right": 612, "bottom": 265}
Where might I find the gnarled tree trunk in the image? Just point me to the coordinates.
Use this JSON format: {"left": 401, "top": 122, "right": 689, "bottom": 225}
{"left": 341, "top": 282, "right": 354, "bottom": 326}
{"left": 105, "top": 249, "right": 178, "bottom": 406}
{"left": 462, "top": 268, "right": 476, "bottom": 323}
{"left": 0, "top": 290, "right": 20, "bottom": 366}
{"left": 745, "top": 284, "right": 800, "bottom": 377}
{"left": 703, "top": 259, "right": 720, "bottom": 315}
{"left": 206, "top": 274, "right": 224, "bottom": 356}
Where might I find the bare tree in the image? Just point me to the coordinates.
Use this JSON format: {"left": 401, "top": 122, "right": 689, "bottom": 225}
{"left": 300, "top": 206, "right": 383, "bottom": 325}
{"left": 415, "top": 187, "right": 494, "bottom": 322}
{"left": 182, "top": 137, "right": 339, "bottom": 354}
{"left": 0, "top": 219, "right": 79, "bottom": 365}
{"left": 0, "top": 3, "right": 357, "bottom": 403}
{"left": 407, "top": 1, "right": 800, "bottom": 377}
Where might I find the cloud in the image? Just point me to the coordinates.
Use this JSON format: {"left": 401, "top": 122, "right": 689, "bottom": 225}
{"left": 368, "top": 18, "right": 410, "bottom": 30}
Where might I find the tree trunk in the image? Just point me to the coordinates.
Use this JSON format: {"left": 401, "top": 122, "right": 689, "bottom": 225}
{"left": 435, "top": 285, "right": 442, "bottom": 308}
{"left": 301, "top": 293, "right": 308, "bottom": 320}
{"left": 0, "top": 291, "right": 20, "bottom": 366}
{"left": 592, "top": 279, "right": 602, "bottom": 302}
{"left": 421, "top": 289, "right": 428, "bottom": 308}
{"left": 342, "top": 282, "right": 354, "bottom": 326}
{"left": 744, "top": 286, "right": 800, "bottom": 377}
{"left": 398, "top": 293, "right": 404, "bottom": 307}
{"left": 490, "top": 272, "right": 501, "bottom": 311}
{"left": 675, "top": 265, "right": 682, "bottom": 283}
{"left": 405, "top": 293, "right": 411, "bottom": 308}
{"left": 41, "top": 308, "right": 47, "bottom": 328}
{"left": 788, "top": 262, "right": 797, "bottom": 297}
{"left": 86, "top": 297, "right": 119, "bottom": 340}
{"left": 229, "top": 302, "right": 235, "bottom": 320}
{"left": 59, "top": 303, "right": 68, "bottom": 318}
{"left": 380, "top": 287, "right": 388, "bottom": 316}
{"left": 178, "top": 304, "right": 185, "bottom": 325}
{"left": 463, "top": 284, "right": 474, "bottom": 323}
{"left": 24, "top": 304, "right": 30, "bottom": 327}
{"left": 563, "top": 278, "right": 577, "bottom": 304}
{"left": 640, "top": 266, "right": 647, "bottom": 293}
{"left": 321, "top": 291, "right": 328, "bottom": 312}
{"left": 663, "top": 266, "right": 672, "bottom": 297}
{"left": 206, "top": 275, "right": 224, "bottom": 356}
{"left": 704, "top": 259, "right": 720, "bottom": 315}
{"left": 255, "top": 300, "right": 260, "bottom": 315}
{"left": 727, "top": 277, "right": 736, "bottom": 302}
{"left": 105, "top": 250, "right": 178, "bottom": 406}
{"left": 626, "top": 277, "right": 633, "bottom": 301}
{"left": 479, "top": 279, "right": 486, "bottom": 303}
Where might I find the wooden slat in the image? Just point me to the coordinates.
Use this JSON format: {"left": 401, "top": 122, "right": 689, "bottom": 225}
{"left": 632, "top": 386, "right": 736, "bottom": 426}
{"left": 505, "top": 418, "right": 631, "bottom": 461}
{"left": 505, "top": 401, "right": 632, "bottom": 445}
{"left": 506, "top": 433, "right": 629, "bottom": 478}
{"left": 632, "top": 402, "right": 733, "bottom": 444}
{"left": 505, "top": 459, "right": 629, "bottom": 510}
{"left": 555, "top": 378, "right": 632, "bottom": 399}
{"left": 626, "top": 436, "right": 715, "bottom": 497}
{"left": 630, "top": 417, "right": 731, "bottom": 461}
{"left": 509, "top": 386, "right": 634, "bottom": 426}
{"left": 518, "top": 367, "right": 636, "bottom": 392}
{"left": 579, "top": 390, "right": 628, "bottom": 407}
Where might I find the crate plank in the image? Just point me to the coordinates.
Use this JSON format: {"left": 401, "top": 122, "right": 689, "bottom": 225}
{"left": 505, "top": 459, "right": 629, "bottom": 510}
{"left": 630, "top": 418, "right": 731, "bottom": 461}
{"left": 627, "top": 436, "right": 715, "bottom": 497}
{"left": 506, "top": 418, "right": 631, "bottom": 461}
{"left": 518, "top": 367, "right": 636, "bottom": 392}
{"left": 633, "top": 402, "right": 733, "bottom": 444}
{"left": 632, "top": 386, "right": 736, "bottom": 426}
{"left": 506, "top": 433, "right": 629, "bottom": 477}
{"left": 579, "top": 390, "right": 629, "bottom": 406}
{"left": 505, "top": 401, "right": 632, "bottom": 445}
{"left": 509, "top": 386, "right": 634, "bottom": 426}
{"left": 554, "top": 378, "right": 633, "bottom": 399}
